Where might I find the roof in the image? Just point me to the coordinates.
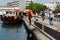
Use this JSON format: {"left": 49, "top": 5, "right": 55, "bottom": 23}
{"left": 0, "top": 6, "right": 14, "bottom": 8}
{"left": 21, "top": 10, "right": 35, "bottom": 16}
{"left": 6, "top": 9, "right": 19, "bottom": 12}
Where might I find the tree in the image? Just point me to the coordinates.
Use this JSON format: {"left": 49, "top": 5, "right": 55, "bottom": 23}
{"left": 55, "top": 5, "right": 60, "bottom": 10}
{"left": 26, "top": 3, "right": 47, "bottom": 13}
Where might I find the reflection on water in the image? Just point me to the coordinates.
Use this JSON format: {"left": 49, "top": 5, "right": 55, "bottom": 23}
{"left": 0, "top": 21, "right": 28, "bottom": 40}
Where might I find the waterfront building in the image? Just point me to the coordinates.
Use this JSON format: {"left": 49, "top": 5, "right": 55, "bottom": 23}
{"left": 44, "top": 2, "right": 60, "bottom": 11}
{"left": 7, "top": 0, "right": 34, "bottom": 10}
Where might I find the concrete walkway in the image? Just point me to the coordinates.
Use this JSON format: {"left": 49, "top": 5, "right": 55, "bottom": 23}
{"left": 37, "top": 16, "right": 60, "bottom": 32}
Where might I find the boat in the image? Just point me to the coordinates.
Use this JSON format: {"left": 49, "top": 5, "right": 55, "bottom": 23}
{"left": 1, "top": 9, "right": 35, "bottom": 24}
{"left": 1, "top": 9, "right": 23, "bottom": 24}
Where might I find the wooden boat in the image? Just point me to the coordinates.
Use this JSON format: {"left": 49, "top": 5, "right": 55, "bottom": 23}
{"left": 1, "top": 9, "right": 35, "bottom": 24}
{"left": 1, "top": 9, "right": 23, "bottom": 24}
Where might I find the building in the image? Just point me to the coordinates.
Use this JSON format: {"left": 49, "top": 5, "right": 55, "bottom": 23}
{"left": 7, "top": 0, "right": 34, "bottom": 10}
{"left": 44, "top": 2, "right": 56, "bottom": 11}
{"left": 26, "top": 0, "right": 34, "bottom": 6}
{"left": 44, "top": 2, "right": 60, "bottom": 11}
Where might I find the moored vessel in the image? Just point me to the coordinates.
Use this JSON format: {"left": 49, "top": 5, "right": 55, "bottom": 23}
{"left": 1, "top": 9, "right": 23, "bottom": 24}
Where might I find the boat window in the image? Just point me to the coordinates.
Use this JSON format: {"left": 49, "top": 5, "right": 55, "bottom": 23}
{"left": 10, "top": 11, "right": 12, "bottom": 14}
{"left": 12, "top": 12, "right": 16, "bottom": 15}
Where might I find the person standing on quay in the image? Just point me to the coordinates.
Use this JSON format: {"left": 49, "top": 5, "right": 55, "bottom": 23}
{"left": 55, "top": 12, "right": 58, "bottom": 21}
{"left": 49, "top": 16, "right": 53, "bottom": 25}
{"left": 49, "top": 10, "right": 53, "bottom": 26}
{"left": 41, "top": 11, "right": 45, "bottom": 21}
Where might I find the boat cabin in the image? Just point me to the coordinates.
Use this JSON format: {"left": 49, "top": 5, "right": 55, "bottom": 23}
{"left": 6, "top": 10, "right": 19, "bottom": 16}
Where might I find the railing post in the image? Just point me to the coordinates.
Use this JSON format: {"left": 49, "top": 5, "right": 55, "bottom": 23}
{"left": 42, "top": 24, "right": 44, "bottom": 31}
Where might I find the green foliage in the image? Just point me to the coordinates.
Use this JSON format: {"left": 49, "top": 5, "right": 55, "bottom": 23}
{"left": 26, "top": 3, "right": 47, "bottom": 13}
{"left": 55, "top": 5, "right": 60, "bottom": 10}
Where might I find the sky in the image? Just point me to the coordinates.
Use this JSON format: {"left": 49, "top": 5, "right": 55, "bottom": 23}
{"left": 0, "top": 0, "right": 60, "bottom": 6}
{"left": 35, "top": 0, "right": 60, "bottom": 3}
{"left": 0, "top": 0, "right": 12, "bottom": 6}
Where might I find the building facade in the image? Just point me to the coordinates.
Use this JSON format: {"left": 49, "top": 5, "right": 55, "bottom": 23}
{"left": 7, "top": 0, "right": 34, "bottom": 10}
{"left": 44, "top": 2, "right": 60, "bottom": 11}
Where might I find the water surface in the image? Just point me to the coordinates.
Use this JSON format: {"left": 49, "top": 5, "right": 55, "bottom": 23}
{"left": 0, "top": 21, "right": 28, "bottom": 40}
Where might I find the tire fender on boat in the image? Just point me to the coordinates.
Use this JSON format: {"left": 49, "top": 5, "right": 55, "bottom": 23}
{"left": 4, "top": 16, "right": 8, "bottom": 21}
{"left": 11, "top": 16, "right": 14, "bottom": 21}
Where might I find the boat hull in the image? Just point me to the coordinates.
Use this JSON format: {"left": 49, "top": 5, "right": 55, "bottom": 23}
{"left": 1, "top": 16, "right": 23, "bottom": 24}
